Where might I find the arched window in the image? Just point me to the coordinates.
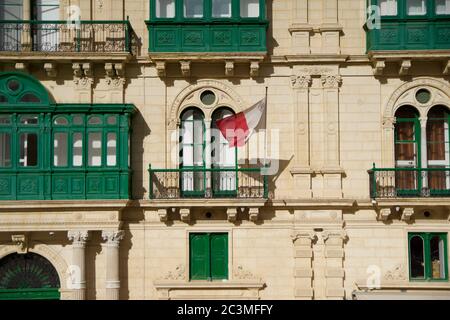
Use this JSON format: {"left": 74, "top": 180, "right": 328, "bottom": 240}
{"left": 394, "top": 106, "right": 420, "bottom": 193}
{"left": 409, "top": 235, "right": 425, "bottom": 279}
{"left": 427, "top": 106, "right": 450, "bottom": 190}
{"left": 180, "top": 108, "right": 205, "bottom": 195}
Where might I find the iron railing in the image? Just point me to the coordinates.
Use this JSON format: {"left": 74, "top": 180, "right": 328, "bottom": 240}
{"left": 149, "top": 166, "right": 268, "bottom": 199}
{"left": 0, "top": 20, "right": 137, "bottom": 53}
{"left": 369, "top": 165, "right": 450, "bottom": 198}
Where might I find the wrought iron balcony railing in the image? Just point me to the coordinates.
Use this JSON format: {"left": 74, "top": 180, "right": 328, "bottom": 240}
{"left": 0, "top": 20, "right": 137, "bottom": 54}
{"left": 149, "top": 166, "right": 268, "bottom": 199}
{"left": 369, "top": 165, "right": 450, "bottom": 198}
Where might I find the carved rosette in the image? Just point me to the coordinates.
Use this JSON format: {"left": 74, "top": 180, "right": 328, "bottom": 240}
{"left": 291, "top": 74, "right": 312, "bottom": 89}
{"left": 321, "top": 74, "right": 342, "bottom": 89}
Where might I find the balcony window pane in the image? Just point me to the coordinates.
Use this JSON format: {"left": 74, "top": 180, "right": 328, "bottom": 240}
{"left": 436, "top": 0, "right": 450, "bottom": 14}
{"left": 88, "top": 116, "right": 102, "bottom": 125}
{"left": 407, "top": 0, "right": 427, "bottom": 15}
{"left": 184, "top": 0, "right": 203, "bottom": 18}
{"left": 73, "top": 115, "right": 83, "bottom": 125}
{"left": 72, "top": 132, "right": 83, "bottom": 167}
{"left": 0, "top": 0, "right": 23, "bottom": 20}
{"left": 156, "top": 0, "right": 175, "bottom": 18}
{"left": 380, "top": 0, "right": 398, "bottom": 16}
{"left": 53, "top": 132, "right": 68, "bottom": 167}
{"left": 20, "top": 115, "right": 38, "bottom": 125}
{"left": 88, "top": 132, "right": 102, "bottom": 167}
{"left": 19, "top": 133, "right": 38, "bottom": 167}
{"left": 240, "top": 0, "right": 259, "bottom": 18}
{"left": 107, "top": 132, "right": 117, "bottom": 166}
{"left": 212, "top": 0, "right": 231, "bottom": 18}
{"left": 430, "top": 236, "right": 446, "bottom": 279}
{"left": 410, "top": 236, "right": 425, "bottom": 278}
{"left": 0, "top": 116, "right": 11, "bottom": 124}
{"left": 0, "top": 133, "right": 11, "bottom": 167}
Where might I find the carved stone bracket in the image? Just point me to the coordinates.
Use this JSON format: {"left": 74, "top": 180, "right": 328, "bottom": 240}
{"left": 180, "top": 61, "right": 191, "bottom": 77}
{"left": 105, "top": 63, "right": 126, "bottom": 88}
{"left": 155, "top": 61, "right": 166, "bottom": 77}
{"left": 250, "top": 61, "right": 260, "bottom": 77}
{"left": 379, "top": 208, "right": 392, "bottom": 221}
{"left": 227, "top": 208, "right": 238, "bottom": 222}
{"left": 180, "top": 208, "right": 191, "bottom": 222}
{"left": 249, "top": 208, "right": 260, "bottom": 222}
{"left": 15, "top": 63, "right": 28, "bottom": 73}
{"left": 73, "top": 63, "right": 93, "bottom": 89}
{"left": 401, "top": 207, "right": 415, "bottom": 221}
{"left": 373, "top": 60, "right": 385, "bottom": 76}
{"left": 225, "top": 61, "right": 234, "bottom": 76}
{"left": 44, "top": 63, "right": 57, "bottom": 77}
{"left": 11, "top": 234, "right": 28, "bottom": 254}
{"left": 291, "top": 74, "right": 312, "bottom": 89}
{"left": 158, "top": 208, "right": 169, "bottom": 222}
{"left": 399, "top": 59, "right": 412, "bottom": 76}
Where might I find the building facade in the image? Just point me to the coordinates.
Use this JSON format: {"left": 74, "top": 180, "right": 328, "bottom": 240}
{"left": 0, "top": 0, "right": 450, "bottom": 300}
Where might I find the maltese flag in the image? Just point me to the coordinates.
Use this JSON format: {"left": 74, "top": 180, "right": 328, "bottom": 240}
{"left": 216, "top": 97, "right": 266, "bottom": 147}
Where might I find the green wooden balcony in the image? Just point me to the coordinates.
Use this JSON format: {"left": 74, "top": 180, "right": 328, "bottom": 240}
{"left": 0, "top": 20, "right": 137, "bottom": 53}
{"left": 149, "top": 166, "right": 268, "bottom": 199}
{"left": 369, "top": 165, "right": 450, "bottom": 198}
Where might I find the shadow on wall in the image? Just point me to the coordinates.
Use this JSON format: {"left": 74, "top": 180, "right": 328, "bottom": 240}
{"left": 266, "top": 0, "right": 278, "bottom": 56}
{"left": 86, "top": 232, "right": 103, "bottom": 300}
{"left": 131, "top": 108, "right": 151, "bottom": 199}
{"left": 119, "top": 228, "right": 133, "bottom": 300}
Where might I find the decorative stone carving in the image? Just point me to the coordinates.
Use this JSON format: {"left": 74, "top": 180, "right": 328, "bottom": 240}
{"left": 105, "top": 77, "right": 126, "bottom": 88}
{"left": 105, "top": 63, "right": 115, "bottom": 78}
{"left": 382, "top": 117, "right": 396, "bottom": 129}
{"left": 68, "top": 230, "right": 89, "bottom": 244}
{"left": 250, "top": 61, "right": 260, "bottom": 77}
{"left": 155, "top": 61, "right": 166, "bottom": 77}
{"left": 384, "top": 264, "right": 407, "bottom": 281}
{"left": 227, "top": 208, "right": 238, "bottom": 222}
{"left": 11, "top": 234, "right": 28, "bottom": 254}
{"left": 162, "top": 264, "right": 185, "bottom": 280}
{"left": 322, "top": 230, "right": 347, "bottom": 243}
{"left": 82, "top": 63, "right": 93, "bottom": 77}
{"left": 158, "top": 208, "right": 169, "bottom": 222}
{"left": 234, "top": 265, "right": 261, "bottom": 281}
{"left": 291, "top": 74, "right": 312, "bottom": 89}
{"left": 102, "top": 230, "right": 125, "bottom": 247}
{"left": 296, "top": 67, "right": 334, "bottom": 75}
{"left": 249, "top": 208, "right": 259, "bottom": 222}
{"left": 15, "top": 63, "right": 28, "bottom": 72}
{"left": 180, "top": 61, "right": 191, "bottom": 77}
{"left": 225, "top": 61, "right": 234, "bottom": 76}
{"left": 321, "top": 74, "right": 342, "bottom": 89}
{"left": 373, "top": 60, "right": 385, "bottom": 76}
{"left": 44, "top": 63, "right": 57, "bottom": 77}
{"left": 399, "top": 59, "right": 412, "bottom": 76}
{"left": 379, "top": 208, "right": 392, "bottom": 221}
{"left": 73, "top": 63, "right": 93, "bottom": 89}
{"left": 105, "top": 63, "right": 125, "bottom": 88}
{"left": 402, "top": 207, "right": 415, "bottom": 221}
{"left": 291, "top": 231, "right": 317, "bottom": 243}
{"left": 180, "top": 208, "right": 190, "bottom": 222}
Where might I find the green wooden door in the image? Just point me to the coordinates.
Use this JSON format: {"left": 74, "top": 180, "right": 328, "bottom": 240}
{"left": 210, "top": 233, "right": 228, "bottom": 280}
{"left": 190, "top": 233, "right": 210, "bottom": 280}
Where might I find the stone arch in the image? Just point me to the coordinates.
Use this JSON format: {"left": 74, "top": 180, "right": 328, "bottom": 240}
{"left": 385, "top": 77, "right": 450, "bottom": 119}
{"left": 0, "top": 243, "right": 69, "bottom": 292}
{"left": 169, "top": 80, "right": 245, "bottom": 128}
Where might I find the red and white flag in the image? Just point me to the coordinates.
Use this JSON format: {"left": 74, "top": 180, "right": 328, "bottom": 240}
{"left": 216, "top": 98, "right": 266, "bottom": 147}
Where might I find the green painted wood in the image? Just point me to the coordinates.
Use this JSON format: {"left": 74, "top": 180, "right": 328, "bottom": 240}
{"left": 0, "top": 72, "right": 135, "bottom": 200}
{"left": 367, "top": 0, "right": 450, "bottom": 51}
{"left": 190, "top": 233, "right": 210, "bottom": 281}
{"left": 210, "top": 233, "right": 228, "bottom": 280}
{"left": 147, "top": 0, "right": 268, "bottom": 52}
{"left": 0, "top": 288, "right": 60, "bottom": 300}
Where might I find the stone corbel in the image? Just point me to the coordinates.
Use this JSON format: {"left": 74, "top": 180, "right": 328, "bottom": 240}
{"left": 15, "top": 63, "right": 28, "bottom": 72}
{"left": 443, "top": 60, "right": 450, "bottom": 75}
{"left": 11, "top": 234, "right": 28, "bottom": 254}
{"left": 401, "top": 207, "right": 415, "bottom": 221}
{"left": 399, "top": 60, "right": 411, "bottom": 76}
{"left": 180, "top": 61, "right": 191, "bottom": 77}
{"left": 72, "top": 63, "right": 83, "bottom": 78}
{"left": 379, "top": 208, "right": 392, "bottom": 221}
{"left": 44, "top": 63, "right": 57, "bottom": 77}
{"left": 158, "top": 208, "right": 169, "bottom": 222}
{"left": 155, "top": 61, "right": 166, "bottom": 77}
{"left": 180, "top": 208, "right": 190, "bottom": 222}
{"left": 82, "top": 63, "right": 93, "bottom": 77}
{"left": 225, "top": 61, "right": 234, "bottom": 76}
{"left": 105, "top": 63, "right": 116, "bottom": 78}
{"left": 249, "top": 208, "right": 260, "bottom": 222}
{"left": 373, "top": 60, "right": 385, "bottom": 76}
{"left": 114, "top": 63, "right": 125, "bottom": 77}
{"left": 227, "top": 208, "right": 238, "bottom": 222}
{"left": 250, "top": 61, "right": 260, "bottom": 77}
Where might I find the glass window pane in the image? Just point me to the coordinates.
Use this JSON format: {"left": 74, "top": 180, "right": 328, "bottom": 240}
{"left": 72, "top": 132, "right": 83, "bottom": 167}
{"left": 53, "top": 132, "right": 68, "bottom": 167}
{"left": 20, "top": 115, "right": 38, "bottom": 125}
{"left": 0, "top": 0, "right": 23, "bottom": 20}
{"left": 184, "top": 0, "right": 203, "bottom": 18}
{"left": 54, "top": 117, "right": 68, "bottom": 126}
{"left": 182, "top": 145, "right": 194, "bottom": 166}
{"left": 73, "top": 115, "right": 83, "bottom": 125}
{"left": 33, "top": 0, "right": 60, "bottom": 20}
{"left": 194, "top": 145, "right": 203, "bottom": 165}
{"left": 380, "top": 0, "right": 398, "bottom": 16}
{"left": 107, "top": 116, "right": 117, "bottom": 125}
{"left": 88, "top": 116, "right": 102, "bottom": 125}
{"left": 0, "top": 133, "right": 11, "bottom": 167}
{"left": 107, "top": 132, "right": 117, "bottom": 166}
{"left": 407, "top": 0, "right": 427, "bottom": 15}
{"left": 0, "top": 95, "right": 7, "bottom": 103}
{"left": 193, "top": 119, "right": 203, "bottom": 144}
{"left": 410, "top": 236, "right": 425, "bottom": 278}
{"left": 212, "top": 0, "right": 231, "bottom": 18}
{"left": 19, "top": 133, "right": 38, "bottom": 167}
{"left": 436, "top": 0, "right": 450, "bottom": 14}
{"left": 0, "top": 116, "right": 11, "bottom": 124}
{"left": 19, "top": 93, "right": 41, "bottom": 103}
{"left": 430, "top": 236, "right": 446, "bottom": 279}
{"left": 240, "top": 0, "right": 259, "bottom": 17}
{"left": 156, "top": 0, "right": 175, "bottom": 18}
{"left": 88, "top": 132, "right": 102, "bottom": 167}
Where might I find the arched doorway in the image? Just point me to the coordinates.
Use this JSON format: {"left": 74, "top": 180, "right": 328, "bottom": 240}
{"left": 0, "top": 252, "right": 61, "bottom": 300}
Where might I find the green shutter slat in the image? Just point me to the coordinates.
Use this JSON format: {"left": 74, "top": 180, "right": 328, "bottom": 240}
{"left": 190, "top": 234, "right": 210, "bottom": 280}
{"left": 210, "top": 233, "right": 228, "bottom": 280}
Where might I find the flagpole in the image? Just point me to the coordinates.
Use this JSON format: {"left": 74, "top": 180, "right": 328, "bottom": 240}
{"left": 264, "top": 85, "right": 268, "bottom": 168}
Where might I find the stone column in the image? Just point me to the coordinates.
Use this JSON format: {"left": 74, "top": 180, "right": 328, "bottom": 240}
{"left": 67, "top": 230, "right": 89, "bottom": 300}
{"left": 292, "top": 231, "right": 316, "bottom": 300}
{"left": 290, "top": 74, "right": 313, "bottom": 198}
{"left": 102, "top": 230, "right": 124, "bottom": 300}
{"left": 323, "top": 231, "right": 346, "bottom": 300}
{"left": 321, "top": 74, "right": 343, "bottom": 198}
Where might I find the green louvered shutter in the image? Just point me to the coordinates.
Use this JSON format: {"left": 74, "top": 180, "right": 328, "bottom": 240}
{"left": 190, "top": 233, "right": 210, "bottom": 280}
{"left": 210, "top": 233, "right": 228, "bottom": 280}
